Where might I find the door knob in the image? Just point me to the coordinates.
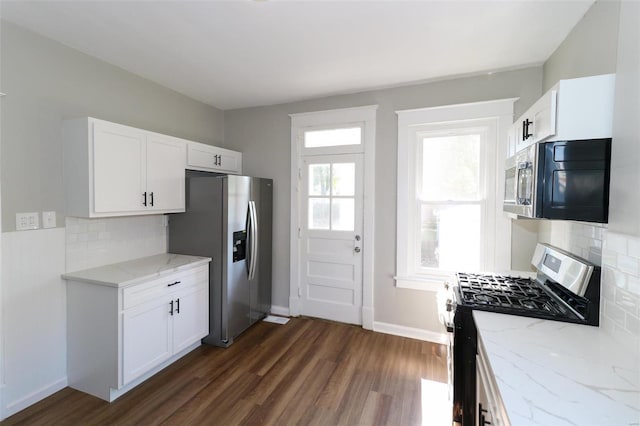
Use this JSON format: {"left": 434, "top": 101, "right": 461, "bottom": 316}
{"left": 354, "top": 247, "right": 361, "bottom": 253}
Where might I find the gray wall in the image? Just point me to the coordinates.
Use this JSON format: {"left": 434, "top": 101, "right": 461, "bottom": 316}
{"left": 608, "top": 0, "right": 639, "bottom": 237}
{"left": 538, "top": 0, "right": 622, "bottom": 252}
{"left": 542, "top": 0, "right": 621, "bottom": 91}
{"left": 0, "top": 21, "right": 225, "bottom": 232}
{"left": 225, "top": 67, "right": 542, "bottom": 329}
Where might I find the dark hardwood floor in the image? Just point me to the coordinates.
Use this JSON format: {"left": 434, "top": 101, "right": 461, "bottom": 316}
{"left": 3, "top": 317, "right": 448, "bottom": 425}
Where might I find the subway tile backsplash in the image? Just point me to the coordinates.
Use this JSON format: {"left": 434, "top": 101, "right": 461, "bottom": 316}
{"left": 65, "top": 215, "right": 167, "bottom": 273}
{"left": 538, "top": 221, "right": 640, "bottom": 350}
{"left": 601, "top": 231, "right": 640, "bottom": 351}
{"left": 537, "top": 221, "right": 606, "bottom": 266}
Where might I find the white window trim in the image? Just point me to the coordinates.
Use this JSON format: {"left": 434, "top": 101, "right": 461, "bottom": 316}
{"left": 289, "top": 105, "right": 377, "bottom": 329}
{"left": 395, "top": 99, "right": 518, "bottom": 291}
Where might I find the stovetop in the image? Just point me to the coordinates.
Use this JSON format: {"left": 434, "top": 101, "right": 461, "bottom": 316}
{"left": 456, "top": 272, "right": 578, "bottom": 321}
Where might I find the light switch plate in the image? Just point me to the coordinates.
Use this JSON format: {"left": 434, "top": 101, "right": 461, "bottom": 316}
{"left": 43, "top": 211, "right": 56, "bottom": 229}
{"left": 16, "top": 212, "right": 39, "bottom": 231}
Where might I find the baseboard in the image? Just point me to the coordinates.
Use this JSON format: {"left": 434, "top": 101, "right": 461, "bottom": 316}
{"left": 270, "top": 305, "right": 290, "bottom": 317}
{"left": 373, "top": 321, "right": 449, "bottom": 345}
{"left": 3, "top": 377, "right": 68, "bottom": 419}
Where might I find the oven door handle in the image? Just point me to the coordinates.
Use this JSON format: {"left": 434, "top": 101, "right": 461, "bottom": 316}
{"left": 516, "top": 162, "right": 533, "bottom": 205}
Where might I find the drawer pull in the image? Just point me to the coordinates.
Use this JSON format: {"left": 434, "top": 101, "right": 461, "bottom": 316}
{"left": 167, "top": 281, "right": 181, "bottom": 287}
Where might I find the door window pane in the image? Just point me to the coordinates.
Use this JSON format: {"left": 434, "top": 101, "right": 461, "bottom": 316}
{"left": 304, "top": 127, "right": 362, "bottom": 148}
{"left": 332, "top": 198, "right": 355, "bottom": 231}
{"left": 420, "top": 204, "right": 480, "bottom": 271}
{"left": 332, "top": 163, "right": 355, "bottom": 196}
{"left": 309, "top": 164, "right": 330, "bottom": 196}
{"left": 421, "top": 135, "right": 481, "bottom": 201}
{"left": 309, "top": 198, "right": 330, "bottom": 230}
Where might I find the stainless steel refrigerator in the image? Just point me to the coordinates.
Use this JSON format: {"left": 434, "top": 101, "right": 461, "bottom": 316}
{"left": 168, "top": 171, "right": 272, "bottom": 347}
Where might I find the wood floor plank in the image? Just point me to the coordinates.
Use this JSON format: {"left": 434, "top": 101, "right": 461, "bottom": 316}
{"left": 2, "top": 317, "right": 448, "bottom": 426}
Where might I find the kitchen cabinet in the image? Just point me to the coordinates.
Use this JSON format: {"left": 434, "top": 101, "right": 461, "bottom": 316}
{"left": 63, "top": 117, "right": 186, "bottom": 218}
{"left": 187, "top": 141, "right": 242, "bottom": 174}
{"left": 475, "top": 336, "right": 510, "bottom": 426}
{"left": 64, "top": 254, "right": 210, "bottom": 402}
{"left": 508, "top": 74, "right": 615, "bottom": 155}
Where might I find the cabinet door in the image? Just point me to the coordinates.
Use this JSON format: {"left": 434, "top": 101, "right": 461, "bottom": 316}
{"left": 187, "top": 142, "right": 242, "bottom": 174}
{"left": 217, "top": 150, "right": 241, "bottom": 174}
{"left": 146, "top": 134, "right": 186, "bottom": 212}
{"left": 122, "top": 298, "right": 172, "bottom": 385}
{"left": 172, "top": 284, "right": 209, "bottom": 354}
{"left": 93, "top": 121, "right": 146, "bottom": 213}
{"left": 532, "top": 90, "right": 557, "bottom": 143}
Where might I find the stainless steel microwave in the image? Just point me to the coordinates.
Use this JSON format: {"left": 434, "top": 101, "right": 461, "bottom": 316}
{"left": 503, "top": 138, "right": 611, "bottom": 223}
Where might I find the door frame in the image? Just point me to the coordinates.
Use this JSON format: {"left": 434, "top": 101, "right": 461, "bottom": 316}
{"left": 289, "top": 105, "right": 377, "bottom": 329}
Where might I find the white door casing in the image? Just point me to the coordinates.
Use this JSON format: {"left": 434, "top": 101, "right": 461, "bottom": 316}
{"left": 289, "top": 105, "right": 377, "bottom": 329}
{"left": 300, "top": 154, "right": 364, "bottom": 324}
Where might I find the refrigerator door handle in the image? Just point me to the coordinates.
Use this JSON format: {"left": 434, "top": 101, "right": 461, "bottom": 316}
{"left": 248, "top": 201, "right": 258, "bottom": 280}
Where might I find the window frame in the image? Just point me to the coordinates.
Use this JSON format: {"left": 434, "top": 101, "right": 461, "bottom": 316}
{"left": 395, "top": 99, "right": 517, "bottom": 290}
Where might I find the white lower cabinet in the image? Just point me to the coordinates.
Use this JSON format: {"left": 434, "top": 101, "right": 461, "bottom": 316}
{"left": 476, "top": 336, "right": 510, "bottom": 426}
{"left": 66, "top": 262, "right": 209, "bottom": 402}
{"left": 122, "top": 297, "right": 173, "bottom": 385}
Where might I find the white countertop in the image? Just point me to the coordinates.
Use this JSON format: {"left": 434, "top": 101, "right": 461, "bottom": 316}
{"left": 62, "top": 253, "right": 211, "bottom": 288}
{"left": 474, "top": 311, "right": 640, "bottom": 426}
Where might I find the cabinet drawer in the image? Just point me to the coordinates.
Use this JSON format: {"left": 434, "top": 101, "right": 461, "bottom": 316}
{"left": 122, "top": 265, "right": 208, "bottom": 310}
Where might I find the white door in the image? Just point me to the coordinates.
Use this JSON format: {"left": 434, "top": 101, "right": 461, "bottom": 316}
{"left": 300, "top": 154, "right": 364, "bottom": 324}
{"left": 146, "top": 134, "right": 186, "bottom": 212}
{"left": 92, "top": 121, "right": 146, "bottom": 213}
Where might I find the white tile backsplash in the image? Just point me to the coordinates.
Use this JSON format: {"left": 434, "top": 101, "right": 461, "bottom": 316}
{"left": 538, "top": 221, "right": 640, "bottom": 350}
{"left": 65, "top": 215, "right": 167, "bottom": 272}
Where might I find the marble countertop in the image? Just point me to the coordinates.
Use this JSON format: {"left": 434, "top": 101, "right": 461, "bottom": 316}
{"left": 62, "top": 253, "right": 211, "bottom": 288}
{"left": 473, "top": 311, "right": 640, "bottom": 425}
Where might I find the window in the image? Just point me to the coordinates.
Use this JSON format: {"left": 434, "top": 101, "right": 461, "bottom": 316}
{"left": 396, "top": 99, "right": 516, "bottom": 289}
{"left": 304, "top": 126, "right": 362, "bottom": 148}
{"left": 418, "top": 129, "right": 485, "bottom": 272}
{"left": 307, "top": 161, "right": 356, "bottom": 231}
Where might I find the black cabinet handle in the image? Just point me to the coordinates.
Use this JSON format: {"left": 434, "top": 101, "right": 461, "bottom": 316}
{"left": 524, "top": 118, "right": 533, "bottom": 139}
{"left": 479, "top": 403, "right": 491, "bottom": 425}
{"left": 143, "top": 192, "right": 147, "bottom": 206}
{"left": 149, "top": 192, "right": 154, "bottom": 207}
{"left": 169, "top": 300, "right": 174, "bottom": 316}
{"left": 167, "top": 281, "right": 181, "bottom": 287}
{"left": 175, "top": 298, "right": 180, "bottom": 314}
{"left": 214, "top": 154, "right": 219, "bottom": 166}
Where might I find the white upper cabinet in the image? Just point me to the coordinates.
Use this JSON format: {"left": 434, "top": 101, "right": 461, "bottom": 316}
{"left": 92, "top": 120, "right": 147, "bottom": 214}
{"left": 187, "top": 141, "right": 242, "bottom": 174}
{"left": 509, "top": 74, "right": 615, "bottom": 155}
{"left": 146, "top": 133, "right": 187, "bottom": 212}
{"left": 63, "top": 117, "right": 187, "bottom": 218}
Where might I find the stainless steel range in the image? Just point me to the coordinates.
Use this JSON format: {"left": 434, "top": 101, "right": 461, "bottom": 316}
{"left": 442, "top": 243, "right": 601, "bottom": 426}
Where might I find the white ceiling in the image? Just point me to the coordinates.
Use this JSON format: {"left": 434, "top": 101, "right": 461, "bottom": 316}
{"left": 0, "top": 0, "right": 594, "bottom": 110}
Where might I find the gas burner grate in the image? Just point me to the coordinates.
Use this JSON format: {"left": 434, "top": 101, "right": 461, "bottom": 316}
{"left": 456, "top": 272, "right": 566, "bottom": 316}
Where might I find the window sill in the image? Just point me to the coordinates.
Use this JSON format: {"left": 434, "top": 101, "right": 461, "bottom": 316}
{"left": 394, "top": 274, "right": 454, "bottom": 292}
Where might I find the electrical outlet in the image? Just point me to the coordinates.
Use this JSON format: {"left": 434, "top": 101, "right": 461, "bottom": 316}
{"left": 43, "top": 211, "right": 56, "bottom": 229}
{"left": 16, "top": 212, "right": 39, "bottom": 231}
